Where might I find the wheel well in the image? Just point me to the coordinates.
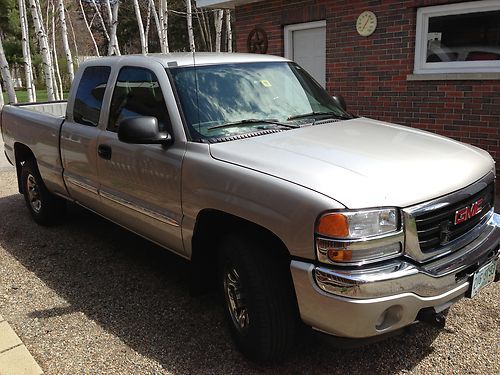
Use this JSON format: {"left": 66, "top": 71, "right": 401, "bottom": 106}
{"left": 14, "top": 143, "right": 36, "bottom": 193}
{"left": 189, "top": 209, "right": 290, "bottom": 296}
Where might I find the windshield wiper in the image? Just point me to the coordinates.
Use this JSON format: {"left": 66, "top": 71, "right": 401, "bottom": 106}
{"left": 287, "top": 111, "right": 350, "bottom": 121}
{"left": 207, "top": 119, "right": 299, "bottom": 131}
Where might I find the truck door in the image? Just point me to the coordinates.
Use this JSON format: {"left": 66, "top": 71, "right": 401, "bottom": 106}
{"left": 96, "top": 65, "right": 186, "bottom": 255}
{"left": 61, "top": 65, "right": 111, "bottom": 212}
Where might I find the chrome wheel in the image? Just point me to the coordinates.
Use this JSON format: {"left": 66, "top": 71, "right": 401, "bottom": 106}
{"left": 26, "top": 173, "right": 42, "bottom": 213}
{"left": 224, "top": 266, "right": 249, "bottom": 333}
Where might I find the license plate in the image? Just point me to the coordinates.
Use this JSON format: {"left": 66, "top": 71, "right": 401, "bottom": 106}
{"left": 469, "top": 261, "right": 496, "bottom": 298}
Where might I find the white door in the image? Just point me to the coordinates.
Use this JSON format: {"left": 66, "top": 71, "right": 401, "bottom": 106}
{"left": 285, "top": 21, "right": 326, "bottom": 87}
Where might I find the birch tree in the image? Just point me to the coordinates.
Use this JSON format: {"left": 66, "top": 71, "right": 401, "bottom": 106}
{"left": 214, "top": 9, "right": 223, "bottom": 53}
{"left": 133, "top": 0, "right": 146, "bottom": 54}
{"left": 201, "top": 9, "right": 212, "bottom": 52}
{"left": 226, "top": 10, "right": 232, "bottom": 52}
{"left": 65, "top": 1, "right": 79, "bottom": 66}
{"left": 91, "top": 0, "right": 110, "bottom": 42}
{"left": 149, "top": 0, "right": 162, "bottom": 47}
{"left": 18, "top": 0, "right": 36, "bottom": 102}
{"left": 0, "top": 36, "right": 17, "bottom": 104}
{"left": 29, "top": 0, "right": 56, "bottom": 101}
{"left": 158, "top": 0, "right": 169, "bottom": 53}
{"left": 57, "top": 0, "right": 74, "bottom": 83}
{"left": 0, "top": 78, "right": 3, "bottom": 108}
{"left": 186, "top": 0, "right": 195, "bottom": 52}
{"left": 79, "top": 0, "right": 100, "bottom": 56}
{"left": 105, "top": 0, "right": 120, "bottom": 55}
{"left": 145, "top": 0, "right": 151, "bottom": 53}
{"left": 50, "top": 0, "right": 63, "bottom": 99}
{"left": 194, "top": 5, "right": 207, "bottom": 51}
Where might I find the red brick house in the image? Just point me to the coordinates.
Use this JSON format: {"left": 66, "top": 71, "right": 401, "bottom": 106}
{"left": 198, "top": 0, "right": 500, "bottom": 186}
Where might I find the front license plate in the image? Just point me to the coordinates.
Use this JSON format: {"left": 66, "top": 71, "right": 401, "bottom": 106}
{"left": 469, "top": 261, "right": 496, "bottom": 298}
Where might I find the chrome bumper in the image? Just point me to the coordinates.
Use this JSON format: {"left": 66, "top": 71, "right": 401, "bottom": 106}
{"left": 291, "top": 212, "right": 500, "bottom": 338}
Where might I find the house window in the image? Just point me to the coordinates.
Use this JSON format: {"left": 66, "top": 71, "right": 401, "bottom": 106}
{"left": 414, "top": 0, "right": 500, "bottom": 74}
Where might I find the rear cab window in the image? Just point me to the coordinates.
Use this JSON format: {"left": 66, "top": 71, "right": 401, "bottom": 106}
{"left": 73, "top": 66, "right": 111, "bottom": 126}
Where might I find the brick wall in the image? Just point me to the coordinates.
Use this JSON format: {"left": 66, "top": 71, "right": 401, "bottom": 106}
{"left": 234, "top": 0, "right": 500, "bottom": 187}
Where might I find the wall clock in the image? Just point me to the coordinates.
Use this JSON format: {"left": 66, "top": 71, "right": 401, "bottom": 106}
{"left": 356, "top": 11, "right": 377, "bottom": 37}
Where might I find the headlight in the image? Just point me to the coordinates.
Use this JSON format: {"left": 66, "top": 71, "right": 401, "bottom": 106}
{"left": 315, "top": 208, "right": 403, "bottom": 265}
{"left": 316, "top": 209, "right": 398, "bottom": 238}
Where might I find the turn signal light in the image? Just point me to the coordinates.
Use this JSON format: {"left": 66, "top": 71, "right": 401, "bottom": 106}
{"left": 317, "top": 213, "right": 349, "bottom": 237}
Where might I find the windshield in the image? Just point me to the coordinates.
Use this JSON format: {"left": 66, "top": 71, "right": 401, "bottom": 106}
{"left": 169, "top": 62, "right": 351, "bottom": 141}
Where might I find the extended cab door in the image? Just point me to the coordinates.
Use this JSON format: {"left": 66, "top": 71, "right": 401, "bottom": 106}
{"left": 61, "top": 65, "right": 111, "bottom": 212}
{"left": 95, "top": 63, "right": 186, "bottom": 255}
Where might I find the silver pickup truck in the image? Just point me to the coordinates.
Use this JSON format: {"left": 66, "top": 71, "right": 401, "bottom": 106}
{"left": 1, "top": 53, "right": 499, "bottom": 362}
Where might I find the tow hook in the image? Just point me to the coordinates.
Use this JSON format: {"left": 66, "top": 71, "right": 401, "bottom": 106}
{"left": 416, "top": 308, "right": 446, "bottom": 329}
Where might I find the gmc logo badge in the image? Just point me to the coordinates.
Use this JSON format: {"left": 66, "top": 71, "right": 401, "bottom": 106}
{"left": 454, "top": 198, "right": 483, "bottom": 225}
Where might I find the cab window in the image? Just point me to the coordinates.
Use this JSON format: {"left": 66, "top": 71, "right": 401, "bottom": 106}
{"left": 108, "top": 67, "right": 171, "bottom": 133}
{"left": 73, "top": 66, "right": 111, "bottom": 126}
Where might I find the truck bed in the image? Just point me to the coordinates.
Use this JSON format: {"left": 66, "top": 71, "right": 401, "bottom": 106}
{"left": 0, "top": 101, "right": 68, "bottom": 196}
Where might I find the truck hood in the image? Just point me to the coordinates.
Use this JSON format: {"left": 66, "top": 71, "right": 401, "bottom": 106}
{"left": 208, "top": 118, "right": 494, "bottom": 208}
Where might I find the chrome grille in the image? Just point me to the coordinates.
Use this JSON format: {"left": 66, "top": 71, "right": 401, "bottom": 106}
{"left": 414, "top": 182, "right": 494, "bottom": 252}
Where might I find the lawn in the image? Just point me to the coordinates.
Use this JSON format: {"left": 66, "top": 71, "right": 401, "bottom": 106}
{"left": 2, "top": 90, "right": 68, "bottom": 104}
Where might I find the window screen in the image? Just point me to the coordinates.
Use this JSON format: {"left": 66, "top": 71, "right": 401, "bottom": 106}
{"left": 73, "top": 66, "right": 111, "bottom": 126}
{"left": 108, "top": 67, "right": 171, "bottom": 133}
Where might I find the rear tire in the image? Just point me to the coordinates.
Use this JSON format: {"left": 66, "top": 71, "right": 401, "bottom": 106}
{"left": 20, "top": 159, "right": 66, "bottom": 225}
{"left": 218, "top": 233, "right": 298, "bottom": 363}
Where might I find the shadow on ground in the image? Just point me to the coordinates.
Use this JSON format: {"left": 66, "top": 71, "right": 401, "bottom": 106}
{"left": 0, "top": 193, "right": 443, "bottom": 374}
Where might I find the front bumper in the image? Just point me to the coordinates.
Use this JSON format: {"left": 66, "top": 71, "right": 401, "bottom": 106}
{"left": 291, "top": 212, "right": 500, "bottom": 338}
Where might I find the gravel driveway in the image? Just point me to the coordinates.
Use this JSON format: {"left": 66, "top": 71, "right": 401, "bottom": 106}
{"left": 0, "top": 168, "right": 499, "bottom": 374}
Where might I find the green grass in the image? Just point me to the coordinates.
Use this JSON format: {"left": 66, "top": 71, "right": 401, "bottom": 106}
{"left": 2, "top": 90, "right": 68, "bottom": 104}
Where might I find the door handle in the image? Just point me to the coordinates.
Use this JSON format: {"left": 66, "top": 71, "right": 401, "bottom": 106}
{"left": 98, "top": 144, "right": 112, "bottom": 160}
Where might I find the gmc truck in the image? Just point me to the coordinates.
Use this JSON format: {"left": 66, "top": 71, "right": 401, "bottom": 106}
{"left": 1, "top": 53, "right": 499, "bottom": 362}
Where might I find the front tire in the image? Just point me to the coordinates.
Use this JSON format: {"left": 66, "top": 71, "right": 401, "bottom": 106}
{"left": 218, "top": 233, "right": 298, "bottom": 363}
{"left": 20, "top": 159, "right": 66, "bottom": 225}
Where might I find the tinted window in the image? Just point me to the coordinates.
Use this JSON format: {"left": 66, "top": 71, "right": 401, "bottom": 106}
{"left": 108, "top": 67, "right": 171, "bottom": 133}
{"left": 73, "top": 66, "right": 111, "bottom": 126}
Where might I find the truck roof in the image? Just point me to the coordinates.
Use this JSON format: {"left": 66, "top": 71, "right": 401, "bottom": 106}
{"left": 80, "top": 53, "right": 290, "bottom": 68}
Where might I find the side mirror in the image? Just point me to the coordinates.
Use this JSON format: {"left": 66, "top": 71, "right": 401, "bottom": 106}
{"left": 332, "top": 95, "right": 347, "bottom": 111}
{"left": 118, "top": 116, "right": 172, "bottom": 145}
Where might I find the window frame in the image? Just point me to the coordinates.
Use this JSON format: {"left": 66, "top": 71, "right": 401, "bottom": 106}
{"left": 414, "top": 0, "right": 500, "bottom": 75}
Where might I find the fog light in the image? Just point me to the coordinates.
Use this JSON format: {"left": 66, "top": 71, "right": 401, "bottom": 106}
{"left": 375, "top": 305, "right": 403, "bottom": 331}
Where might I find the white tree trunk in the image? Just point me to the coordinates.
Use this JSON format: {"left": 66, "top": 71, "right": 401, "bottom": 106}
{"left": 0, "top": 37, "right": 17, "bottom": 104}
{"left": 149, "top": 0, "right": 162, "bottom": 52}
{"left": 201, "top": 9, "right": 212, "bottom": 52}
{"left": 214, "top": 9, "right": 223, "bottom": 53}
{"left": 79, "top": 0, "right": 100, "bottom": 56}
{"left": 91, "top": 0, "right": 110, "bottom": 42}
{"left": 51, "top": 0, "right": 63, "bottom": 100}
{"left": 186, "top": 0, "right": 195, "bottom": 52}
{"left": 57, "top": 0, "right": 74, "bottom": 83}
{"left": 65, "top": 1, "right": 79, "bottom": 67}
{"left": 226, "top": 10, "right": 232, "bottom": 52}
{"left": 194, "top": 5, "right": 207, "bottom": 51}
{"left": 18, "top": 0, "right": 35, "bottom": 102}
{"left": 158, "top": 0, "right": 169, "bottom": 53}
{"left": 0, "top": 78, "right": 4, "bottom": 108}
{"left": 145, "top": 0, "right": 151, "bottom": 54}
{"left": 106, "top": 0, "right": 120, "bottom": 56}
{"left": 29, "top": 0, "right": 55, "bottom": 101}
{"left": 133, "top": 0, "right": 147, "bottom": 54}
